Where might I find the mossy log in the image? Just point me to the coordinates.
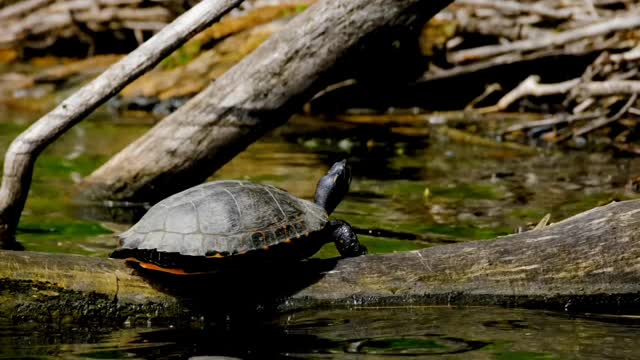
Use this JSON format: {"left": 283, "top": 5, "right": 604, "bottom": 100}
{"left": 2, "top": 200, "right": 640, "bottom": 325}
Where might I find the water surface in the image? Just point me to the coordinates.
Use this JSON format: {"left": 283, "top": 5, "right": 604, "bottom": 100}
{"left": 2, "top": 110, "right": 637, "bottom": 256}
{"left": 3, "top": 307, "right": 640, "bottom": 359}
{"left": 2, "top": 107, "right": 640, "bottom": 358}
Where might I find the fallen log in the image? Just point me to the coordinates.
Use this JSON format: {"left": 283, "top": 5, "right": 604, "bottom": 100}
{"left": 2, "top": 199, "right": 640, "bottom": 325}
{"left": 78, "top": 0, "right": 453, "bottom": 203}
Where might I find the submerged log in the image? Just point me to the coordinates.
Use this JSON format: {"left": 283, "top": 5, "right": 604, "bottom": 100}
{"left": 2, "top": 199, "right": 640, "bottom": 324}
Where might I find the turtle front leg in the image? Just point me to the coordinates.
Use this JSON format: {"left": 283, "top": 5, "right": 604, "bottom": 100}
{"left": 327, "top": 220, "right": 367, "bottom": 257}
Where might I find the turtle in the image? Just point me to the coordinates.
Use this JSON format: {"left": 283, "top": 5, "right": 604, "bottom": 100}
{"left": 110, "top": 160, "right": 367, "bottom": 274}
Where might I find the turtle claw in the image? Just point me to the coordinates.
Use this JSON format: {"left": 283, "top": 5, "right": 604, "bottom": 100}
{"left": 337, "top": 238, "right": 368, "bottom": 257}
{"left": 329, "top": 220, "right": 367, "bottom": 257}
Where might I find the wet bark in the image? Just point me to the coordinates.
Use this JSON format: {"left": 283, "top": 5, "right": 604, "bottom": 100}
{"left": 0, "top": 0, "right": 243, "bottom": 248}
{"left": 2, "top": 199, "right": 640, "bottom": 324}
{"left": 78, "top": 0, "right": 453, "bottom": 203}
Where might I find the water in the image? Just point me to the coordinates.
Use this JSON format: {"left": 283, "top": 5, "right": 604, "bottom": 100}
{"left": 3, "top": 307, "right": 640, "bottom": 359}
{"left": 2, "top": 111, "right": 637, "bottom": 256}
{"left": 2, "top": 107, "right": 640, "bottom": 358}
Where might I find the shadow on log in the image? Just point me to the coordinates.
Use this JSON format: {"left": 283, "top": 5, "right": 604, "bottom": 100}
{"left": 2, "top": 199, "right": 640, "bottom": 325}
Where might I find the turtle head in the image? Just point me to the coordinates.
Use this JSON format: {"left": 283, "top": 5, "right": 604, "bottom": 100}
{"left": 315, "top": 160, "right": 351, "bottom": 215}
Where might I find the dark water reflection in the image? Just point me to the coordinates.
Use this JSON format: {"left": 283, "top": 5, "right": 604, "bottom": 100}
{"left": 3, "top": 307, "right": 640, "bottom": 359}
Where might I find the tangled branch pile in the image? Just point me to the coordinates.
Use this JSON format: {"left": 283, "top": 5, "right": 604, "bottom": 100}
{"left": 0, "top": 0, "right": 298, "bottom": 57}
{"left": 0, "top": 0, "right": 310, "bottom": 113}
{"left": 425, "top": 0, "right": 640, "bottom": 149}
{"left": 0, "top": 0, "right": 199, "bottom": 56}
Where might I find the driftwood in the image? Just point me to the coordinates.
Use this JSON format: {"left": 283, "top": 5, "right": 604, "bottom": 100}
{"left": 448, "top": 15, "right": 640, "bottom": 64}
{"left": 0, "top": 0, "right": 243, "bottom": 247}
{"left": 493, "top": 49, "right": 640, "bottom": 141}
{"left": 304, "top": 1, "right": 640, "bottom": 115}
{"left": 0, "top": 0, "right": 314, "bottom": 57}
{"left": 0, "top": 3, "right": 309, "bottom": 103}
{"left": 0, "top": 0, "right": 183, "bottom": 52}
{"left": 418, "top": 2, "right": 640, "bottom": 101}
{"left": 2, "top": 199, "right": 640, "bottom": 324}
{"left": 478, "top": 76, "right": 640, "bottom": 112}
{"left": 455, "top": 0, "right": 578, "bottom": 20}
{"left": 404, "top": 1, "right": 640, "bottom": 150}
{"left": 78, "top": 0, "right": 453, "bottom": 201}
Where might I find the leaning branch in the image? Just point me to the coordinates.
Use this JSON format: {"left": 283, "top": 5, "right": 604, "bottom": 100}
{"left": 78, "top": 0, "right": 453, "bottom": 202}
{"left": 0, "top": 0, "right": 243, "bottom": 247}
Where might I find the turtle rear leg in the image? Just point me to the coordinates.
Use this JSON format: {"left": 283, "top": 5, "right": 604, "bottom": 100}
{"left": 327, "top": 220, "right": 367, "bottom": 257}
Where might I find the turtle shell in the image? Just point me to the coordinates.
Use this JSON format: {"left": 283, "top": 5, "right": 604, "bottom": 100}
{"left": 114, "top": 181, "right": 328, "bottom": 260}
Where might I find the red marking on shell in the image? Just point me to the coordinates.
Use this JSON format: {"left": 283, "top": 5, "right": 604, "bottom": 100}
{"left": 136, "top": 261, "right": 190, "bottom": 275}
{"left": 125, "top": 258, "right": 210, "bottom": 275}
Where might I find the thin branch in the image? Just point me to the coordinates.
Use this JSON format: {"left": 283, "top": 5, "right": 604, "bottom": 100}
{"left": 449, "top": 14, "right": 640, "bottom": 64}
{"left": 577, "top": 80, "right": 640, "bottom": 96}
{"left": 420, "top": 47, "right": 593, "bottom": 82}
{"left": 491, "top": 75, "right": 581, "bottom": 112}
{"left": 484, "top": 76, "right": 640, "bottom": 114}
{"left": 610, "top": 46, "right": 640, "bottom": 62}
{"left": 573, "top": 93, "right": 637, "bottom": 136}
{"left": 0, "top": 0, "right": 53, "bottom": 20}
{"left": 455, "top": 15, "right": 553, "bottom": 41}
{"left": 456, "top": 0, "right": 577, "bottom": 20}
{"left": 502, "top": 112, "right": 604, "bottom": 133}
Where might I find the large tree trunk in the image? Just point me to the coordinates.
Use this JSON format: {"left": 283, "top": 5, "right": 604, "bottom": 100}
{"left": 78, "top": 0, "right": 453, "bottom": 203}
{"left": 2, "top": 200, "right": 640, "bottom": 325}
